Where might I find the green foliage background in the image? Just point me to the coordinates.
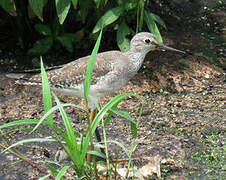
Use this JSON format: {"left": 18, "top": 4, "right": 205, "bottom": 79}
{"left": 0, "top": 0, "right": 166, "bottom": 58}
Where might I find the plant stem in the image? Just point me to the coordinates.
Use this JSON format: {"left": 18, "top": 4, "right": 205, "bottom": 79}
{"left": 102, "top": 117, "right": 110, "bottom": 170}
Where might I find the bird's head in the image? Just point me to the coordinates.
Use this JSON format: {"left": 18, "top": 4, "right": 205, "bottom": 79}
{"left": 130, "top": 32, "right": 185, "bottom": 54}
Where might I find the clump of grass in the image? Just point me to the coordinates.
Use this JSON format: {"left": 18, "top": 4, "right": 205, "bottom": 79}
{"left": 0, "top": 31, "right": 144, "bottom": 179}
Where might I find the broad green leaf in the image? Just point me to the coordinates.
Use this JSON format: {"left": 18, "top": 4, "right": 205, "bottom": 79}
{"left": 144, "top": 11, "right": 163, "bottom": 44}
{"left": 92, "top": 7, "right": 123, "bottom": 33}
{"left": 116, "top": 0, "right": 123, "bottom": 5}
{"left": 94, "top": 0, "right": 108, "bottom": 8}
{"left": 55, "top": 0, "right": 71, "bottom": 24}
{"left": 124, "top": 0, "right": 137, "bottom": 11}
{"left": 71, "top": 0, "right": 78, "bottom": 8}
{"left": 62, "top": 33, "right": 79, "bottom": 40}
{"left": 41, "top": 57, "right": 53, "bottom": 124}
{"left": 28, "top": 37, "right": 53, "bottom": 55}
{"left": 0, "top": 0, "right": 16, "bottom": 16}
{"left": 84, "top": 30, "right": 102, "bottom": 104}
{"left": 29, "top": 0, "right": 47, "bottom": 21}
{"left": 57, "top": 35, "right": 73, "bottom": 52}
{"left": 149, "top": 13, "right": 166, "bottom": 29}
{"left": 117, "top": 22, "right": 131, "bottom": 52}
{"left": 79, "top": 0, "right": 92, "bottom": 23}
{"left": 57, "top": 33, "right": 79, "bottom": 52}
{"left": 35, "top": 24, "right": 52, "bottom": 36}
{"left": 94, "top": 0, "right": 101, "bottom": 8}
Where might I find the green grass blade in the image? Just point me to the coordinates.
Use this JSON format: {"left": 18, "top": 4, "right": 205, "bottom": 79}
{"left": 104, "top": 104, "right": 118, "bottom": 127}
{"left": 81, "top": 93, "right": 136, "bottom": 161}
{"left": 136, "top": 102, "right": 144, "bottom": 127}
{"left": 53, "top": 94, "right": 81, "bottom": 167}
{"left": 38, "top": 173, "right": 51, "bottom": 180}
{"left": 83, "top": 30, "right": 102, "bottom": 105}
{"left": 54, "top": 96, "right": 77, "bottom": 146}
{"left": 32, "top": 103, "right": 85, "bottom": 132}
{"left": 41, "top": 57, "right": 53, "bottom": 124}
{"left": 105, "top": 140, "right": 130, "bottom": 158}
{"left": 3, "top": 127, "right": 52, "bottom": 138}
{"left": 1, "top": 138, "right": 56, "bottom": 154}
{"left": 46, "top": 164, "right": 59, "bottom": 177}
{"left": 111, "top": 109, "right": 137, "bottom": 138}
{"left": 53, "top": 126, "right": 72, "bottom": 148}
{"left": 87, "top": 150, "right": 107, "bottom": 160}
{"left": 111, "top": 109, "right": 133, "bottom": 122}
{"left": 55, "top": 165, "right": 70, "bottom": 180}
{"left": 127, "top": 101, "right": 144, "bottom": 174}
{"left": 0, "top": 119, "right": 48, "bottom": 129}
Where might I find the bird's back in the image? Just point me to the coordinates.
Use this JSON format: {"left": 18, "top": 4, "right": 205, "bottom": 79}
{"left": 19, "top": 50, "right": 131, "bottom": 89}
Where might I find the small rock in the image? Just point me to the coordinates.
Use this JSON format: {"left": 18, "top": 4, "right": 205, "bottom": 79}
{"left": 205, "top": 74, "right": 210, "bottom": 79}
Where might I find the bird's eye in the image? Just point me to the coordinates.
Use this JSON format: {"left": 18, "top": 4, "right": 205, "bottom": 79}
{"left": 145, "top": 39, "right": 151, "bottom": 44}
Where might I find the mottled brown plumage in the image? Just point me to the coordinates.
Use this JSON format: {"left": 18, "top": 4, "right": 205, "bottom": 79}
{"left": 16, "top": 32, "right": 185, "bottom": 109}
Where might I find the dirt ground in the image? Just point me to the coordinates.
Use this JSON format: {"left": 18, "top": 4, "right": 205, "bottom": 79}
{"left": 0, "top": 1, "right": 225, "bottom": 179}
{"left": 0, "top": 52, "right": 225, "bottom": 179}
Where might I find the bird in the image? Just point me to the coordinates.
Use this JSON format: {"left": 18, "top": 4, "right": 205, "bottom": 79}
{"left": 14, "top": 32, "right": 185, "bottom": 158}
{"left": 16, "top": 32, "right": 185, "bottom": 108}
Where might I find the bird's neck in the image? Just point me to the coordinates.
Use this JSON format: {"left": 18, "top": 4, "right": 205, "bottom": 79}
{"left": 124, "top": 50, "right": 147, "bottom": 71}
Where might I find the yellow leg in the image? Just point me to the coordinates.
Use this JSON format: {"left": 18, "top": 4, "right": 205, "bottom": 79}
{"left": 89, "top": 109, "right": 102, "bottom": 143}
{"left": 87, "top": 109, "right": 97, "bottom": 163}
{"left": 89, "top": 109, "right": 97, "bottom": 125}
{"left": 86, "top": 109, "right": 105, "bottom": 162}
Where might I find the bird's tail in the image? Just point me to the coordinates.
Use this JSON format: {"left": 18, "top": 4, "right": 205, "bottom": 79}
{"left": 15, "top": 79, "right": 42, "bottom": 86}
{"left": 5, "top": 73, "right": 26, "bottom": 79}
{"left": 6, "top": 73, "right": 42, "bottom": 86}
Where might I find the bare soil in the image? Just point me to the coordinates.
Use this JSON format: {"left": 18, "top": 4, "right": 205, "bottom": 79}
{"left": 0, "top": 51, "right": 225, "bottom": 179}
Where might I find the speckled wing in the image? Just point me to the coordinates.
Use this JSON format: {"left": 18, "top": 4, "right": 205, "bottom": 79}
{"left": 23, "top": 50, "right": 128, "bottom": 89}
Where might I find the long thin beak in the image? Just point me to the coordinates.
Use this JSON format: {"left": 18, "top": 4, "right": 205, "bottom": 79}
{"left": 158, "top": 44, "right": 186, "bottom": 54}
